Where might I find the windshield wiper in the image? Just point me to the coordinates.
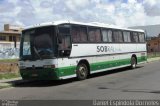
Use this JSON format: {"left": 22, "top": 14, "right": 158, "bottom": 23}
{"left": 33, "top": 46, "right": 42, "bottom": 60}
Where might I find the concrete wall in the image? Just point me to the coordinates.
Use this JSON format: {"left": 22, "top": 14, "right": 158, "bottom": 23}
{"left": 0, "top": 42, "right": 20, "bottom": 59}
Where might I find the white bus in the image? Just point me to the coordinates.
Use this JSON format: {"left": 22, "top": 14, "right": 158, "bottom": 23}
{"left": 19, "top": 21, "right": 147, "bottom": 80}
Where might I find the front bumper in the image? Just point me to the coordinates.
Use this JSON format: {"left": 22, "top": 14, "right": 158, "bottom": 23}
{"left": 20, "top": 68, "right": 59, "bottom": 80}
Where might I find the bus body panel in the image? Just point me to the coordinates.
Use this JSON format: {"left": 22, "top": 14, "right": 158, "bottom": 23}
{"left": 70, "top": 43, "right": 146, "bottom": 58}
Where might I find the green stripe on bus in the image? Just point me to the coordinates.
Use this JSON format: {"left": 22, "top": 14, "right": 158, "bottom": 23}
{"left": 90, "top": 58, "right": 130, "bottom": 71}
{"left": 55, "top": 66, "right": 76, "bottom": 77}
{"left": 20, "top": 56, "right": 147, "bottom": 79}
{"left": 58, "top": 56, "right": 147, "bottom": 77}
{"left": 90, "top": 56, "right": 147, "bottom": 71}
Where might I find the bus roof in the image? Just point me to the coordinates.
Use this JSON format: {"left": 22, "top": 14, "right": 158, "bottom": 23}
{"left": 24, "top": 20, "right": 145, "bottom": 32}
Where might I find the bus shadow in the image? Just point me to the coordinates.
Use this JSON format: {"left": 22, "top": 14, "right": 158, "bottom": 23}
{"left": 10, "top": 78, "right": 77, "bottom": 88}
{"left": 11, "top": 66, "right": 144, "bottom": 88}
{"left": 89, "top": 66, "right": 143, "bottom": 79}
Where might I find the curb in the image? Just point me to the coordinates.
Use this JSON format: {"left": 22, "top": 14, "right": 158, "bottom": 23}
{"left": 0, "top": 77, "right": 22, "bottom": 83}
{"left": 147, "top": 57, "right": 160, "bottom": 63}
{"left": 0, "top": 77, "right": 29, "bottom": 89}
{"left": 0, "top": 82, "right": 12, "bottom": 89}
{"left": 0, "top": 79, "right": 31, "bottom": 89}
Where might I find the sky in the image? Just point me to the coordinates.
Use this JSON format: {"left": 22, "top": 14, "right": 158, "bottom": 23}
{"left": 0, "top": 0, "right": 160, "bottom": 30}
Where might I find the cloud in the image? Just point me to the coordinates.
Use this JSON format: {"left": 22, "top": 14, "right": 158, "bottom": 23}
{"left": 0, "top": 0, "right": 160, "bottom": 31}
{"left": 143, "top": 0, "right": 160, "bottom": 16}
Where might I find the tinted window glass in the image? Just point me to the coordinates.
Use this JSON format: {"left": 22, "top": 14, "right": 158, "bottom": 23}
{"left": 71, "top": 26, "right": 87, "bottom": 42}
{"left": 132, "top": 32, "right": 139, "bottom": 43}
{"left": 123, "top": 31, "right": 131, "bottom": 42}
{"left": 80, "top": 27, "right": 87, "bottom": 42}
{"left": 102, "top": 29, "right": 108, "bottom": 42}
{"left": 22, "top": 32, "right": 31, "bottom": 56}
{"left": 113, "top": 30, "right": 123, "bottom": 42}
{"left": 88, "top": 28, "right": 101, "bottom": 42}
{"left": 139, "top": 33, "right": 145, "bottom": 42}
{"left": 102, "top": 29, "right": 113, "bottom": 42}
{"left": 71, "top": 26, "right": 80, "bottom": 42}
{"left": 108, "top": 30, "right": 113, "bottom": 42}
{"left": 59, "top": 35, "right": 71, "bottom": 50}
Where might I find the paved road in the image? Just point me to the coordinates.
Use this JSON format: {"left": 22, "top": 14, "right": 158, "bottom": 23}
{"left": 0, "top": 61, "right": 160, "bottom": 100}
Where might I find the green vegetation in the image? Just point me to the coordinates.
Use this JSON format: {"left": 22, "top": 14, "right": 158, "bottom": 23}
{"left": 0, "top": 59, "right": 18, "bottom": 63}
{"left": 0, "top": 72, "right": 20, "bottom": 80}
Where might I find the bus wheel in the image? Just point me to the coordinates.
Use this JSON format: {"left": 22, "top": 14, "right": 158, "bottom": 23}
{"left": 76, "top": 63, "right": 88, "bottom": 80}
{"left": 131, "top": 57, "right": 137, "bottom": 69}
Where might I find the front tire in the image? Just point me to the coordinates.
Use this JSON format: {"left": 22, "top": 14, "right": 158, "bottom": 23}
{"left": 131, "top": 57, "right": 137, "bottom": 69}
{"left": 76, "top": 63, "right": 88, "bottom": 80}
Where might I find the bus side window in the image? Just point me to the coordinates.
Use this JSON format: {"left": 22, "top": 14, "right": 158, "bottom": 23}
{"left": 102, "top": 29, "right": 108, "bottom": 42}
{"left": 113, "top": 30, "right": 123, "bottom": 43}
{"left": 138, "top": 33, "right": 145, "bottom": 43}
{"left": 71, "top": 26, "right": 80, "bottom": 42}
{"left": 132, "top": 32, "right": 139, "bottom": 43}
{"left": 71, "top": 26, "right": 87, "bottom": 42}
{"left": 80, "top": 27, "right": 87, "bottom": 42}
{"left": 102, "top": 29, "right": 112, "bottom": 42}
{"left": 95, "top": 29, "right": 101, "bottom": 42}
{"left": 123, "top": 31, "right": 131, "bottom": 43}
{"left": 108, "top": 30, "right": 113, "bottom": 42}
{"left": 88, "top": 28, "right": 101, "bottom": 42}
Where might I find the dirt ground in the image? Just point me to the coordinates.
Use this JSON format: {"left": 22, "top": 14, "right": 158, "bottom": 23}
{"left": 0, "top": 62, "right": 19, "bottom": 73}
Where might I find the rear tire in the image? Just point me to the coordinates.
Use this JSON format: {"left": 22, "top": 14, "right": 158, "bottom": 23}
{"left": 131, "top": 57, "right": 137, "bottom": 69}
{"left": 76, "top": 63, "right": 88, "bottom": 80}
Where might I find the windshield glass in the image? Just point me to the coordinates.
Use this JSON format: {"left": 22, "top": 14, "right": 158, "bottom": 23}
{"left": 20, "top": 26, "right": 56, "bottom": 60}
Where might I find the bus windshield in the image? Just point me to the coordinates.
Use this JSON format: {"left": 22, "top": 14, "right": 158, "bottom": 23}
{"left": 20, "top": 26, "right": 56, "bottom": 60}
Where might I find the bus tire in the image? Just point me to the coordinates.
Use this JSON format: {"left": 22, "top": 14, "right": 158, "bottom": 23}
{"left": 131, "top": 57, "right": 137, "bottom": 69}
{"left": 76, "top": 63, "right": 88, "bottom": 80}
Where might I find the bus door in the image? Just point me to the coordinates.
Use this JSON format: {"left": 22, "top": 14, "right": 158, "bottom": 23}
{"left": 57, "top": 25, "right": 71, "bottom": 58}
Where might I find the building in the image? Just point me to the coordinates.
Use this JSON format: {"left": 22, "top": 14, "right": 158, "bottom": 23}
{"left": 0, "top": 24, "right": 22, "bottom": 48}
{"left": 129, "top": 24, "right": 160, "bottom": 53}
{"left": 147, "top": 37, "right": 160, "bottom": 52}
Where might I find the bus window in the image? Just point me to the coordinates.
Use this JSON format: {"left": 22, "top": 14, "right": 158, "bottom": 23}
{"left": 22, "top": 32, "right": 31, "bottom": 56}
{"left": 80, "top": 27, "right": 87, "bottom": 42}
{"left": 139, "top": 33, "right": 145, "bottom": 43}
{"left": 58, "top": 26, "right": 71, "bottom": 57}
{"left": 102, "top": 29, "right": 113, "bottom": 42}
{"left": 123, "top": 31, "right": 131, "bottom": 42}
{"left": 108, "top": 30, "right": 113, "bottom": 42}
{"left": 132, "top": 32, "right": 139, "bottom": 43}
{"left": 113, "top": 30, "right": 123, "bottom": 42}
{"left": 71, "top": 26, "right": 87, "bottom": 42}
{"left": 102, "top": 29, "right": 108, "bottom": 42}
{"left": 71, "top": 26, "right": 80, "bottom": 42}
{"left": 59, "top": 35, "right": 71, "bottom": 50}
{"left": 88, "top": 28, "right": 101, "bottom": 42}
